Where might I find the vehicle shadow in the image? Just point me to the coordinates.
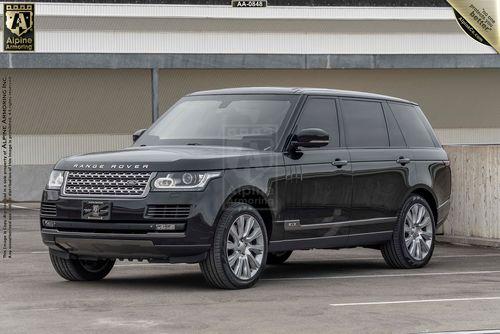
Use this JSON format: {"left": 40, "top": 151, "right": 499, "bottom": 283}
{"left": 263, "top": 259, "right": 389, "bottom": 280}
{"left": 45, "top": 259, "right": 390, "bottom": 291}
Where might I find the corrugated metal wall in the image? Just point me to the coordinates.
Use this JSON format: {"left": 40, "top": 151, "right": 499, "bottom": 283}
{"left": 0, "top": 4, "right": 494, "bottom": 54}
{"left": 3, "top": 68, "right": 500, "bottom": 167}
{"left": 29, "top": 19, "right": 495, "bottom": 54}
{"left": 8, "top": 69, "right": 151, "bottom": 135}
{"left": 159, "top": 68, "right": 500, "bottom": 129}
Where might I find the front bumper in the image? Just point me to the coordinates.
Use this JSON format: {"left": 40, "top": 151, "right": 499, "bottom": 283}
{"left": 41, "top": 229, "right": 210, "bottom": 262}
{"left": 40, "top": 179, "right": 225, "bottom": 262}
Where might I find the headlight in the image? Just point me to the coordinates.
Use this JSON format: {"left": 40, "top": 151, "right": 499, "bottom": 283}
{"left": 47, "top": 170, "right": 65, "bottom": 189}
{"left": 153, "top": 171, "right": 221, "bottom": 191}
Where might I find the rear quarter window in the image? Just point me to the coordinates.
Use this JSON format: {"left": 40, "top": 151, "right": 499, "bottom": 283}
{"left": 389, "top": 102, "right": 436, "bottom": 148}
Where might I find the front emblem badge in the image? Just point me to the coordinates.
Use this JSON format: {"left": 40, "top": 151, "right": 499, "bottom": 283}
{"left": 126, "top": 180, "right": 138, "bottom": 186}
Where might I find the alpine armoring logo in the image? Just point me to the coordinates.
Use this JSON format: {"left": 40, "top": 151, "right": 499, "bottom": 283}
{"left": 3, "top": 3, "right": 34, "bottom": 52}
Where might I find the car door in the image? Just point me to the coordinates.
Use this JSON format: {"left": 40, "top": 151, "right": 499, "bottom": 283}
{"left": 340, "top": 98, "right": 413, "bottom": 242}
{"left": 282, "top": 96, "right": 352, "bottom": 246}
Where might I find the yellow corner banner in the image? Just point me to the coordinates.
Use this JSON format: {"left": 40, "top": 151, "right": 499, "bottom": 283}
{"left": 447, "top": 0, "right": 499, "bottom": 53}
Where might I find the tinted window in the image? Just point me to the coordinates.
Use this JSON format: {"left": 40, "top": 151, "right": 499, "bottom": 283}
{"left": 390, "top": 103, "right": 435, "bottom": 148}
{"left": 342, "top": 99, "right": 389, "bottom": 148}
{"left": 295, "top": 98, "right": 339, "bottom": 148}
{"left": 384, "top": 105, "right": 406, "bottom": 147}
{"left": 137, "top": 94, "right": 299, "bottom": 150}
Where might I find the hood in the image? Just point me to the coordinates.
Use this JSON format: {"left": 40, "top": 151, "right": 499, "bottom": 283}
{"left": 54, "top": 145, "right": 284, "bottom": 172}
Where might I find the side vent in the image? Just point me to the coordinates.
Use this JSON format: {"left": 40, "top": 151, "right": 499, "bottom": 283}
{"left": 40, "top": 203, "right": 57, "bottom": 217}
{"left": 145, "top": 205, "right": 191, "bottom": 219}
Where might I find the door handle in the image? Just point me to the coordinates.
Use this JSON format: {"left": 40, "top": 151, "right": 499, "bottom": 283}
{"left": 332, "top": 159, "right": 348, "bottom": 168}
{"left": 396, "top": 157, "right": 411, "bottom": 165}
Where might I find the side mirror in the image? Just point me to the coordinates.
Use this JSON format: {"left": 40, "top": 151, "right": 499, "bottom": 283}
{"left": 290, "top": 128, "right": 329, "bottom": 149}
{"left": 132, "top": 129, "right": 147, "bottom": 143}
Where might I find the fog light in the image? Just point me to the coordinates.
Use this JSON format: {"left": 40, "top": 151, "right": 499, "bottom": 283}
{"left": 42, "top": 220, "right": 56, "bottom": 228}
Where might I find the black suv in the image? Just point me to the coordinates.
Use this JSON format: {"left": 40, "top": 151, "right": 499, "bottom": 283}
{"left": 41, "top": 87, "right": 451, "bottom": 289}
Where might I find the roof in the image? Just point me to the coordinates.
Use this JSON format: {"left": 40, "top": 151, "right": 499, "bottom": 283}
{"left": 189, "top": 87, "right": 417, "bottom": 105}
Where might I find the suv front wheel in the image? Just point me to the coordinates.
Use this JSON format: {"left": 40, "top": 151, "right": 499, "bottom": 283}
{"left": 200, "top": 202, "right": 268, "bottom": 289}
{"left": 49, "top": 250, "right": 115, "bottom": 281}
{"left": 381, "top": 195, "right": 435, "bottom": 269}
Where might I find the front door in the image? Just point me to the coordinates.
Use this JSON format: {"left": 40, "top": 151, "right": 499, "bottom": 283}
{"left": 282, "top": 97, "right": 352, "bottom": 246}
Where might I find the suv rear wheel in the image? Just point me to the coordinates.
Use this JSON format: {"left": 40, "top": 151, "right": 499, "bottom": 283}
{"left": 49, "top": 250, "right": 115, "bottom": 281}
{"left": 381, "top": 195, "right": 435, "bottom": 269}
{"left": 200, "top": 202, "right": 268, "bottom": 289}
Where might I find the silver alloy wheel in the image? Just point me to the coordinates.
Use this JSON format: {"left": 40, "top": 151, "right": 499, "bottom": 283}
{"left": 404, "top": 203, "right": 433, "bottom": 261}
{"left": 226, "top": 214, "right": 265, "bottom": 280}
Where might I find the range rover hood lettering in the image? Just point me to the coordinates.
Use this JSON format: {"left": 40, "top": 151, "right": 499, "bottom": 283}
{"left": 54, "top": 145, "right": 284, "bottom": 172}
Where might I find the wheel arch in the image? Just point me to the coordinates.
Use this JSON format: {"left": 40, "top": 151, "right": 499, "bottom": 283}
{"left": 218, "top": 186, "right": 274, "bottom": 239}
{"left": 407, "top": 186, "right": 438, "bottom": 224}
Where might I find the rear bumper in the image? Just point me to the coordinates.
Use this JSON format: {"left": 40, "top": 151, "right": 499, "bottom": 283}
{"left": 42, "top": 228, "right": 211, "bottom": 262}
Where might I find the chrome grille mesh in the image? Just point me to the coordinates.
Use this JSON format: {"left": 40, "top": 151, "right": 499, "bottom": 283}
{"left": 63, "top": 171, "right": 153, "bottom": 197}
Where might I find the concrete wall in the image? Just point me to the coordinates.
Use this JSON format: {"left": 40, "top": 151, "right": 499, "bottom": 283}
{"left": 440, "top": 145, "right": 500, "bottom": 246}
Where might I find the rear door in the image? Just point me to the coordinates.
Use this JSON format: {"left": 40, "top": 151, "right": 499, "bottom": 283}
{"left": 282, "top": 96, "right": 352, "bottom": 244}
{"left": 340, "top": 98, "right": 413, "bottom": 241}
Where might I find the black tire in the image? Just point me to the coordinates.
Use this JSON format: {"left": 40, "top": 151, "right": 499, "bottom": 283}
{"left": 49, "top": 250, "right": 115, "bottom": 281}
{"left": 381, "top": 195, "right": 436, "bottom": 269}
{"left": 267, "top": 251, "right": 293, "bottom": 265}
{"left": 199, "top": 202, "right": 268, "bottom": 289}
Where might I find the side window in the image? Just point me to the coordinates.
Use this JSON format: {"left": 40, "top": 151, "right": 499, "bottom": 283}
{"left": 341, "top": 99, "right": 389, "bottom": 148}
{"left": 294, "top": 98, "right": 339, "bottom": 148}
{"left": 383, "top": 104, "right": 406, "bottom": 147}
{"left": 389, "top": 103, "right": 435, "bottom": 148}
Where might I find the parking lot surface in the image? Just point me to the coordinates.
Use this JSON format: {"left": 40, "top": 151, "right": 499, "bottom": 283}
{"left": 2, "top": 208, "right": 500, "bottom": 334}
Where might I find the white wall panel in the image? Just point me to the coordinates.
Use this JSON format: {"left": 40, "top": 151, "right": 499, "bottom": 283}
{"left": 34, "top": 28, "right": 493, "bottom": 54}
{"left": 0, "top": 4, "right": 457, "bottom": 20}
{"left": 0, "top": 4, "right": 495, "bottom": 54}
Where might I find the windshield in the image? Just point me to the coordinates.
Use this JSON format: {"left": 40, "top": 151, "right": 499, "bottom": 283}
{"left": 136, "top": 94, "right": 299, "bottom": 151}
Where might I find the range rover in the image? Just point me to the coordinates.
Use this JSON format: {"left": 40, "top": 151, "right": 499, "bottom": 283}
{"left": 41, "top": 87, "right": 451, "bottom": 289}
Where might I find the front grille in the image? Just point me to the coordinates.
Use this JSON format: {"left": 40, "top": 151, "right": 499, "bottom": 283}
{"left": 145, "top": 204, "right": 191, "bottom": 219}
{"left": 40, "top": 202, "right": 57, "bottom": 216}
{"left": 63, "top": 171, "right": 153, "bottom": 197}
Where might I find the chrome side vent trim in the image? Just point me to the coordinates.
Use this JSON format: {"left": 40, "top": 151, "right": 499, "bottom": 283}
{"left": 145, "top": 205, "right": 191, "bottom": 219}
{"left": 40, "top": 203, "right": 57, "bottom": 216}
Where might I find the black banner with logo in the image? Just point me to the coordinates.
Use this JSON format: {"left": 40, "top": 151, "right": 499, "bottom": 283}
{"left": 7, "top": 0, "right": 449, "bottom": 6}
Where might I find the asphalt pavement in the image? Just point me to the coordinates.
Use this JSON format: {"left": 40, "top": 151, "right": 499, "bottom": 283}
{"left": 2, "top": 207, "right": 500, "bottom": 334}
